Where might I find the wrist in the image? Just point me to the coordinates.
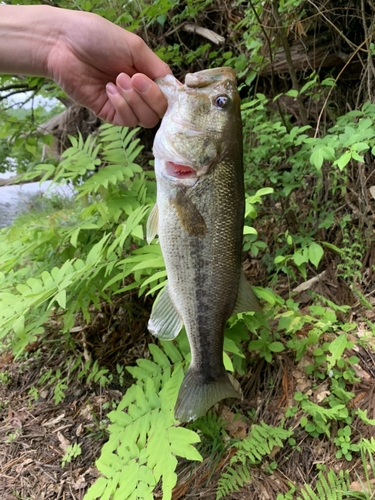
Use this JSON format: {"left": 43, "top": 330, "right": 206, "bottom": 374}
{"left": 0, "top": 5, "right": 66, "bottom": 78}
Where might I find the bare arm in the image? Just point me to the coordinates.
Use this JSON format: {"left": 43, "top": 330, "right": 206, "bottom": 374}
{"left": 0, "top": 5, "right": 171, "bottom": 127}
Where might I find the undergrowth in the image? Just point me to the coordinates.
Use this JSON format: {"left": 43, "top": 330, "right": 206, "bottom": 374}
{"left": 0, "top": 108, "right": 374, "bottom": 498}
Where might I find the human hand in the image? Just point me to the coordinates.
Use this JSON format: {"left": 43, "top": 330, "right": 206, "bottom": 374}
{"left": 46, "top": 9, "right": 171, "bottom": 128}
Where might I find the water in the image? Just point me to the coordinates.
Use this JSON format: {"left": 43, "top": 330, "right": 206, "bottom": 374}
{"left": 0, "top": 172, "right": 73, "bottom": 228}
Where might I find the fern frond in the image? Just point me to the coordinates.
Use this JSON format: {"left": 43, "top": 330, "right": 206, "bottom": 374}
{"left": 216, "top": 465, "right": 252, "bottom": 500}
{"left": 100, "top": 125, "right": 143, "bottom": 169}
{"left": 231, "top": 421, "right": 293, "bottom": 465}
{"left": 84, "top": 337, "right": 202, "bottom": 500}
{"left": 297, "top": 469, "right": 350, "bottom": 500}
{"left": 0, "top": 234, "right": 110, "bottom": 353}
{"left": 216, "top": 422, "right": 292, "bottom": 500}
{"left": 76, "top": 126, "right": 143, "bottom": 197}
{"left": 55, "top": 133, "right": 101, "bottom": 182}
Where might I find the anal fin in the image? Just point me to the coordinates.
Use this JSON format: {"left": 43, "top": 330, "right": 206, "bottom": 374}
{"left": 148, "top": 284, "right": 183, "bottom": 340}
{"left": 233, "top": 270, "right": 262, "bottom": 314}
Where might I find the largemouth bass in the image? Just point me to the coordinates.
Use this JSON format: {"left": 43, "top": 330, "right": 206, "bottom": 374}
{"left": 147, "top": 67, "right": 260, "bottom": 422}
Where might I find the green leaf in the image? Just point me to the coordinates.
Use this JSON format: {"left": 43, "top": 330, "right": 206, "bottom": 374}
{"left": 243, "top": 226, "right": 258, "bottom": 235}
{"left": 293, "top": 249, "right": 308, "bottom": 267}
{"left": 268, "top": 342, "right": 284, "bottom": 353}
{"left": 327, "top": 335, "right": 349, "bottom": 371}
{"left": 320, "top": 242, "right": 343, "bottom": 254}
{"left": 168, "top": 427, "right": 202, "bottom": 461}
{"left": 308, "top": 242, "right": 324, "bottom": 268}
{"left": 310, "top": 147, "right": 324, "bottom": 170}
{"left": 274, "top": 255, "right": 285, "bottom": 265}
{"left": 356, "top": 409, "right": 375, "bottom": 425}
{"left": 224, "top": 337, "right": 245, "bottom": 358}
{"left": 249, "top": 339, "right": 265, "bottom": 350}
{"left": 286, "top": 89, "right": 299, "bottom": 98}
{"left": 251, "top": 287, "right": 279, "bottom": 305}
{"left": 321, "top": 77, "right": 336, "bottom": 86}
{"left": 334, "top": 151, "right": 351, "bottom": 170}
{"left": 55, "top": 289, "right": 67, "bottom": 309}
{"left": 351, "top": 151, "right": 364, "bottom": 162}
{"left": 351, "top": 141, "right": 369, "bottom": 152}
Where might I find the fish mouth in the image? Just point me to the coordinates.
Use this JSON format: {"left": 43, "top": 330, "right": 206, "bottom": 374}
{"left": 161, "top": 159, "right": 215, "bottom": 186}
{"left": 165, "top": 161, "right": 197, "bottom": 179}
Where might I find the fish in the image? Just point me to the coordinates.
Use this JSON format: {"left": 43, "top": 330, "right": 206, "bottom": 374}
{"left": 147, "top": 67, "right": 260, "bottom": 422}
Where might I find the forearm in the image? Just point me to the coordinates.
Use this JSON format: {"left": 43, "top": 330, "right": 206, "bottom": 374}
{"left": 0, "top": 5, "right": 65, "bottom": 77}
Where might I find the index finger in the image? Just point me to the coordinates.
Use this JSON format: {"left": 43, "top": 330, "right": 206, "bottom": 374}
{"left": 131, "top": 74, "right": 168, "bottom": 118}
{"left": 127, "top": 33, "right": 172, "bottom": 80}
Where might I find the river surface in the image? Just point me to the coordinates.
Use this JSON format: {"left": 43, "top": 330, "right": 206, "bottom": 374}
{"left": 0, "top": 172, "right": 73, "bottom": 228}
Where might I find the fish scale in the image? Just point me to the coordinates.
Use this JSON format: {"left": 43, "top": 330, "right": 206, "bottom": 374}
{"left": 147, "top": 68, "right": 261, "bottom": 422}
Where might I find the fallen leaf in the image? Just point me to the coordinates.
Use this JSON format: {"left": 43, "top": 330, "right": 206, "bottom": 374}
{"left": 76, "top": 423, "right": 84, "bottom": 437}
{"left": 297, "top": 355, "right": 314, "bottom": 370}
{"left": 79, "top": 405, "right": 94, "bottom": 422}
{"left": 57, "top": 431, "right": 70, "bottom": 452}
{"left": 15, "top": 458, "right": 33, "bottom": 474}
{"left": 221, "top": 406, "right": 249, "bottom": 439}
{"left": 72, "top": 475, "right": 87, "bottom": 490}
{"left": 295, "top": 378, "right": 312, "bottom": 393}
{"left": 350, "top": 478, "right": 375, "bottom": 492}
{"left": 42, "top": 413, "right": 65, "bottom": 427}
{"left": 352, "top": 364, "right": 371, "bottom": 380}
{"left": 314, "top": 383, "right": 331, "bottom": 403}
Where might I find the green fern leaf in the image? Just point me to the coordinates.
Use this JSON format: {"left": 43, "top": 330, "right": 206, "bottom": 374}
{"left": 297, "top": 469, "right": 350, "bottom": 500}
{"left": 216, "top": 465, "right": 252, "bottom": 500}
{"left": 148, "top": 343, "right": 171, "bottom": 369}
{"left": 218, "top": 423, "right": 292, "bottom": 500}
{"left": 168, "top": 426, "right": 202, "bottom": 461}
{"left": 84, "top": 341, "right": 201, "bottom": 500}
{"left": 160, "top": 340, "right": 183, "bottom": 363}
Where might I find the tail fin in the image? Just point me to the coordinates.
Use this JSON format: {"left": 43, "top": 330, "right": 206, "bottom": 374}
{"left": 174, "top": 369, "right": 242, "bottom": 422}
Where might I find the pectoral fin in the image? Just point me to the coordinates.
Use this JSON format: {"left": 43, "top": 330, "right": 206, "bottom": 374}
{"left": 233, "top": 271, "right": 262, "bottom": 314}
{"left": 146, "top": 204, "right": 159, "bottom": 244}
{"left": 171, "top": 191, "right": 207, "bottom": 238}
{"left": 148, "top": 284, "right": 183, "bottom": 340}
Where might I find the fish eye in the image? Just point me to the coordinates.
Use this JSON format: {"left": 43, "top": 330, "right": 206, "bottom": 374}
{"left": 214, "top": 94, "right": 230, "bottom": 109}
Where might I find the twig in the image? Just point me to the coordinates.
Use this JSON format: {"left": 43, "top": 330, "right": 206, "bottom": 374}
{"left": 56, "top": 481, "right": 65, "bottom": 500}
{"left": 314, "top": 37, "right": 369, "bottom": 137}
{"left": 307, "top": 0, "right": 366, "bottom": 53}
{"left": 183, "top": 24, "right": 225, "bottom": 44}
{"left": 248, "top": 0, "right": 289, "bottom": 131}
{"left": 35, "top": 463, "right": 57, "bottom": 483}
{"left": 271, "top": 0, "right": 309, "bottom": 126}
{"left": 361, "top": 0, "right": 375, "bottom": 100}
{"left": 0, "top": 83, "right": 34, "bottom": 92}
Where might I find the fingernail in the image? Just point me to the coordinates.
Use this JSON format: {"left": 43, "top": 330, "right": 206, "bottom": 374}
{"left": 133, "top": 77, "right": 150, "bottom": 93}
{"left": 106, "top": 83, "right": 119, "bottom": 96}
{"left": 117, "top": 73, "right": 132, "bottom": 91}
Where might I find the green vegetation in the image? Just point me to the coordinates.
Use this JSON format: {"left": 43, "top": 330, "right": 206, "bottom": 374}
{"left": 1, "top": 1, "right": 375, "bottom": 499}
